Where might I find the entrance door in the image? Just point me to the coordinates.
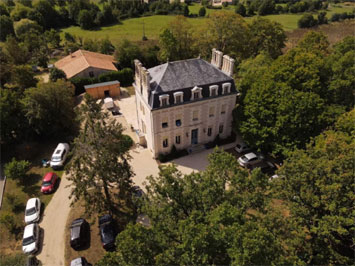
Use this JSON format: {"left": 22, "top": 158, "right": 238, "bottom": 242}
{"left": 191, "top": 129, "right": 198, "bottom": 145}
{"left": 104, "top": 90, "right": 110, "bottom": 97}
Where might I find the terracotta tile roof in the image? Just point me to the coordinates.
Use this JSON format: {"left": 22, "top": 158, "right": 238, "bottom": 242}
{"left": 54, "top": 50, "right": 117, "bottom": 79}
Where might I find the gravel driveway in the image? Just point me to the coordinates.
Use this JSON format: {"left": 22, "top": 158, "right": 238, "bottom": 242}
{"left": 38, "top": 173, "right": 72, "bottom": 266}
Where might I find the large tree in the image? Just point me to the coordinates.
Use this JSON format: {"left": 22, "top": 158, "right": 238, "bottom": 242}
{"left": 66, "top": 94, "right": 134, "bottom": 216}
{"left": 97, "top": 149, "right": 295, "bottom": 265}
{"left": 235, "top": 32, "right": 350, "bottom": 155}
{"left": 272, "top": 114, "right": 354, "bottom": 264}
{"left": 0, "top": 15, "right": 14, "bottom": 41}
{"left": 196, "top": 11, "right": 250, "bottom": 60}
{"left": 159, "top": 15, "right": 197, "bottom": 62}
{"left": 249, "top": 17, "right": 286, "bottom": 59}
{"left": 21, "top": 80, "right": 76, "bottom": 138}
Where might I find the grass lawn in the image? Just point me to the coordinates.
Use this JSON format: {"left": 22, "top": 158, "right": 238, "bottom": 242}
{"left": 60, "top": 2, "right": 354, "bottom": 44}
{"left": 0, "top": 141, "right": 64, "bottom": 257}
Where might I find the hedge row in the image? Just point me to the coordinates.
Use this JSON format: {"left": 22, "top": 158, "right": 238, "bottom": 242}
{"left": 70, "top": 68, "right": 134, "bottom": 95}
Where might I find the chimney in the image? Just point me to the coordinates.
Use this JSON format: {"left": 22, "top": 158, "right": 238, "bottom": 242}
{"left": 211, "top": 48, "right": 223, "bottom": 69}
{"left": 221, "top": 55, "right": 235, "bottom": 76}
{"left": 211, "top": 48, "right": 217, "bottom": 66}
{"left": 142, "top": 67, "right": 151, "bottom": 92}
{"left": 216, "top": 50, "right": 223, "bottom": 69}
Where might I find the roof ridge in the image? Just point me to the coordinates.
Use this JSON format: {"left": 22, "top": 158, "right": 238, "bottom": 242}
{"left": 79, "top": 49, "right": 90, "bottom": 69}
{"left": 152, "top": 63, "right": 169, "bottom": 89}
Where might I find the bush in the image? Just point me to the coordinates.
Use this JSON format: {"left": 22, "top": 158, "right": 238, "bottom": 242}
{"left": 198, "top": 7, "right": 206, "bottom": 17}
{"left": 49, "top": 67, "right": 66, "bottom": 82}
{"left": 235, "top": 3, "right": 246, "bottom": 16}
{"left": 0, "top": 212, "right": 18, "bottom": 235}
{"left": 4, "top": 158, "right": 30, "bottom": 181}
{"left": 158, "top": 145, "right": 188, "bottom": 163}
{"left": 0, "top": 253, "right": 27, "bottom": 266}
{"left": 5, "top": 193, "right": 24, "bottom": 213}
{"left": 298, "top": 13, "right": 317, "bottom": 28}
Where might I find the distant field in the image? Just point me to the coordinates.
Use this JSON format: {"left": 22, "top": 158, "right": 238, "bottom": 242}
{"left": 60, "top": 3, "right": 354, "bottom": 44}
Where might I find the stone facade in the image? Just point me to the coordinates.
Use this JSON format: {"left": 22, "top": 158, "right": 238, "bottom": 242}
{"left": 134, "top": 49, "right": 238, "bottom": 158}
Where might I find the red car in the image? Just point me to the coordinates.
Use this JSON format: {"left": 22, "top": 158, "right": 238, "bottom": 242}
{"left": 41, "top": 172, "right": 58, "bottom": 193}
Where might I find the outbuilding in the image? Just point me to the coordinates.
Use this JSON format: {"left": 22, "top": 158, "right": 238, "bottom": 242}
{"left": 84, "top": 80, "right": 120, "bottom": 99}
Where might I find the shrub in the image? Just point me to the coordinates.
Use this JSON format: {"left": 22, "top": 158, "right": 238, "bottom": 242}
{"left": 4, "top": 158, "right": 30, "bottom": 181}
{"left": 5, "top": 193, "right": 24, "bottom": 213}
{"left": 158, "top": 145, "right": 188, "bottom": 163}
{"left": 49, "top": 67, "right": 66, "bottom": 82}
{"left": 0, "top": 253, "right": 27, "bottom": 266}
{"left": 0, "top": 212, "right": 18, "bottom": 235}
{"left": 235, "top": 3, "right": 246, "bottom": 16}
{"left": 298, "top": 13, "right": 317, "bottom": 28}
{"left": 199, "top": 7, "right": 206, "bottom": 17}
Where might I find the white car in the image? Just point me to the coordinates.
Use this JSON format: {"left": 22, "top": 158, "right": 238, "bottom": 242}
{"left": 50, "top": 143, "right": 70, "bottom": 169}
{"left": 25, "top": 198, "right": 41, "bottom": 224}
{"left": 104, "top": 97, "right": 114, "bottom": 110}
{"left": 238, "top": 152, "right": 264, "bottom": 168}
{"left": 234, "top": 140, "right": 251, "bottom": 153}
{"left": 22, "top": 223, "right": 40, "bottom": 254}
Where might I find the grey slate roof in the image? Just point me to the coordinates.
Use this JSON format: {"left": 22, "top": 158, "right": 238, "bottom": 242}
{"left": 143, "top": 58, "right": 238, "bottom": 109}
{"left": 149, "top": 58, "right": 232, "bottom": 93}
{"left": 84, "top": 80, "right": 120, "bottom": 89}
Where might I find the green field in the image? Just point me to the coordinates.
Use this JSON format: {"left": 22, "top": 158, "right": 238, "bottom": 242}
{"left": 60, "top": 3, "right": 354, "bottom": 43}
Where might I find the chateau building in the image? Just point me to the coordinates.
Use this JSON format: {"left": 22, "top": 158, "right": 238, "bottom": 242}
{"left": 134, "top": 49, "right": 238, "bottom": 158}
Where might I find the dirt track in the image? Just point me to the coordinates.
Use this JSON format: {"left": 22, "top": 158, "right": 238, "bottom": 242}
{"left": 38, "top": 173, "right": 72, "bottom": 266}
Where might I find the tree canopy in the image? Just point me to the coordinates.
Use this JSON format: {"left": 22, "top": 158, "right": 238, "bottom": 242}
{"left": 235, "top": 32, "right": 353, "bottom": 155}
{"left": 66, "top": 94, "right": 134, "bottom": 216}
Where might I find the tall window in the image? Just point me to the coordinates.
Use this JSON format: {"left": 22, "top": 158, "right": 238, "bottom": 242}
{"left": 209, "top": 106, "right": 215, "bottom": 117}
{"left": 207, "top": 127, "right": 212, "bottom": 136}
{"left": 159, "top": 94, "right": 169, "bottom": 107}
{"left": 163, "top": 138, "right": 168, "bottom": 148}
{"left": 191, "top": 86, "right": 202, "bottom": 101}
{"left": 176, "top": 119, "right": 181, "bottom": 127}
{"left": 222, "top": 83, "right": 231, "bottom": 94}
{"left": 176, "top": 135, "right": 181, "bottom": 144}
{"left": 209, "top": 85, "right": 218, "bottom": 97}
{"left": 219, "top": 124, "right": 224, "bottom": 134}
{"left": 161, "top": 98, "right": 168, "bottom": 107}
{"left": 193, "top": 110, "right": 199, "bottom": 121}
{"left": 221, "top": 104, "right": 226, "bottom": 114}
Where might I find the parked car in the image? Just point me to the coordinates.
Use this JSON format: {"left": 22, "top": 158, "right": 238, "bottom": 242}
{"left": 26, "top": 256, "right": 40, "bottom": 266}
{"left": 22, "top": 223, "right": 40, "bottom": 254}
{"left": 70, "top": 218, "right": 90, "bottom": 250}
{"left": 40, "top": 172, "right": 58, "bottom": 194}
{"left": 104, "top": 97, "right": 114, "bottom": 110}
{"left": 50, "top": 143, "right": 70, "bottom": 169}
{"left": 99, "top": 214, "right": 117, "bottom": 251}
{"left": 132, "top": 186, "right": 144, "bottom": 198}
{"left": 25, "top": 198, "right": 41, "bottom": 224}
{"left": 234, "top": 140, "right": 251, "bottom": 153}
{"left": 70, "top": 257, "right": 92, "bottom": 266}
{"left": 238, "top": 152, "right": 264, "bottom": 168}
{"left": 248, "top": 161, "right": 276, "bottom": 175}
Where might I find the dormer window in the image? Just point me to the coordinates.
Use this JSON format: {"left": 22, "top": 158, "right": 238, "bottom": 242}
{"left": 222, "top": 83, "right": 231, "bottom": 94}
{"left": 159, "top": 94, "right": 169, "bottom": 107}
{"left": 209, "top": 85, "right": 218, "bottom": 97}
{"left": 191, "top": 86, "right": 202, "bottom": 100}
{"left": 174, "top": 91, "right": 183, "bottom": 104}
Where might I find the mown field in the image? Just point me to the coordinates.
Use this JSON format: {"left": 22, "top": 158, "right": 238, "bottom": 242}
{"left": 60, "top": 2, "right": 354, "bottom": 44}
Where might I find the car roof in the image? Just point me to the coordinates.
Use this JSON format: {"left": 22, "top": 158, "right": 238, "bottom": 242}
{"left": 71, "top": 218, "right": 86, "bottom": 227}
{"left": 43, "top": 172, "right": 55, "bottom": 181}
{"left": 70, "top": 257, "right": 84, "bottom": 266}
{"left": 23, "top": 223, "right": 36, "bottom": 238}
{"left": 99, "top": 214, "right": 113, "bottom": 225}
{"left": 26, "top": 198, "right": 38, "bottom": 209}
{"left": 54, "top": 143, "right": 69, "bottom": 152}
{"left": 244, "top": 152, "right": 257, "bottom": 160}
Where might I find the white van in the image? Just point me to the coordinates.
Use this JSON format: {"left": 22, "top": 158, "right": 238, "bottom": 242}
{"left": 50, "top": 143, "right": 70, "bottom": 169}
